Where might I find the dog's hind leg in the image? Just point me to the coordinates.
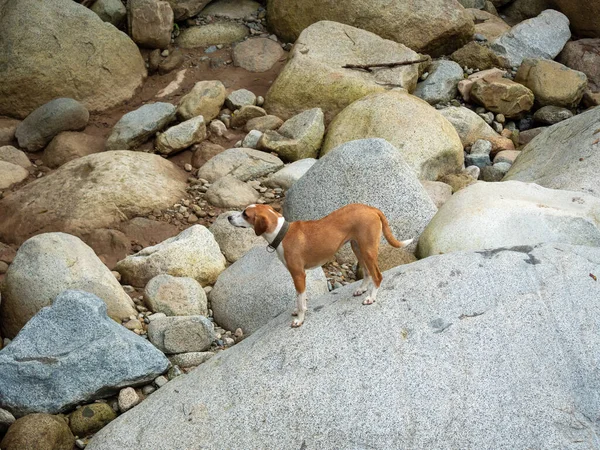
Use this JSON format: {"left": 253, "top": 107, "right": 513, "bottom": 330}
{"left": 362, "top": 253, "right": 382, "bottom": 305}
{"left": 351, "top": 240, "right": 371, "bottom": 297}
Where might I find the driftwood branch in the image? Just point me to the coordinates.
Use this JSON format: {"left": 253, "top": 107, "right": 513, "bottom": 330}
{"left": 342, "top": 57, "right": 429, "bottom": 72}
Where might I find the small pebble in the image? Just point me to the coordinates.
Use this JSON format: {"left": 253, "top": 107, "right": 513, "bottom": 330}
{"left": 154, "top": 375, "right": 168, "bottom": 388}
{"left": 224, "top": 337, "right": 235, "bottom": 346}
{"left": 142, "top": 385, "right": 156, "bottom": 396}
{"left": 161, "top": 49, "right": 169, "bottom": 57}
{"left": 256, "top": 96, "right": 265, "bottom": 107}
{"left": 184, "top": 164, "right": 193, "bottom": 172}
{"left": 234, "top": 328, "right": 243, "bottom": 338}
{"left": 118, "top": 387, "right": 140, "bottom": 412}
{"left": 75, "top": 439, "right": 86, "bottom": 449}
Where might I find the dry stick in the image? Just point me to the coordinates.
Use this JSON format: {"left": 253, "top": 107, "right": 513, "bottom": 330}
{"left": 342, "top": 58, "right": 429, "bottom": 72}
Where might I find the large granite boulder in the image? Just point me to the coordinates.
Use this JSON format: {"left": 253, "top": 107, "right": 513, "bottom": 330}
{"left": 0, "top": 151, "right": 187, "bottom": 245}
{"left": 490, "top": 10, "right": 571, "bottom": 67}
{"left": 0, "top": 0, "right": 146, "bottom": 119}
{"left": 210, "top": 247, "right": 328, "bottom": 335}
{"left": 86, "top": 243, "right": 600, "bottom": 449}
{"left": 267, "top": 0, "right": 473, "bottom": 57}
{"left": 321, "top": 91, "right": 463, "bottom": 181}
{"left": 417, "top": 181, "right": 600, "bottom": 257}
{"left": 0, "top": 233, "right": 136, "bottom": 339}
{"left": 504, "top": 106, "right": 600, "bottom": 198}
{"left": 263, "top": 21, "right": 422, "bottom": 123}
{"left": 285, "top": 139, "right": 437, "bottom": 246}
{"left": 115, "top": 225, "right": 226, "bottom": 288}
{"left": 0, "top": 290, "right": 168, "bottom": 417}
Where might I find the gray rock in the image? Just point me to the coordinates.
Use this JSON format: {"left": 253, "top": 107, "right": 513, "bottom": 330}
{"left": 470, "top": 139, "right": 493, "bottom": 155}
{"left": 504, "top": 106, "right": 600, "bottom": 198}
{"left": 458, "top": 0, "right": 485, "bottom": 7}
{"left": 91, "top": 0, "right": 127, "bottom": 26}
{"left": 258, "top": 108, "right": 325, "bottom": 161}
{"left": 264, "top": 158, "right": 317, "bottom": 190}
{"left": 0, "top": 290, "right": 168, "bottom": 417}
{"left": 106, "top": 103, "right": 176, "bottom": 150}
{"left": 147, "top": 315, "right": 215, "bottom": 354}
{"left": 197, "top": 148, "right": 284, "bottom": 183}
{"left": 417, "top": 181, "right": 600, "bottom": 257}
{"left": 533, "top": 106, "right": 573, "bottom": 125}
{"left": 0, "top": 146, "right": 31, "bottom": 168}
{"left": 480, "top": 163, "right": 510, "bottom": 181}
{"left": 413, "top": 60, "right": 464, "bottom": 105}
{"left": 209, "top": 211, "right": 264, "bottom": 263}
{"left": 210, "top": 247, "right": 328, "bottom": 335}
{"left": 230, "top": 105, "right": 267, "bottom": 129}
{"left": 115, "top": 225, "right": 226, "bottom": 288}
{"left": 241, "top": 130, "right": 263, "bottom": 149}
{"left": 176, "top": 22, "right": 249, "bottom": 48}
{"left": 167, "top": 352, "right": 214, "bottom": 368}
{"left": 439, "top": 106, "right": 511, "bottom": 150}
{"left": 156, "top": 115, "right": 206, "bottom": 155}
{"left": 0, "top": 408, "right": 15, "bottom": 435}
{"left": 233, "top": 37, "right": 284, "bottom": 73}
{"left": 490, "top": 10, "right": 571, "bottom": 67}
{"left": 15, "top": 98, "right": 89, "bottom": 152}
{"left": 0, "top": 233, "right": 136, "bottom": 339}
{"left": 284, "top": 139, "right": 436, "bottom": 246}
{"left": 144, "top": 274, "right": 208, "bottom": 316}
{"left": 177, "top": 81, "right": 226, "bottom": 122}
{"left": 465, "top": 153, "right": 491, "bottom": 168}
{"left": 86, "top": 243, "right": 600, "bottom": 450}
{"left": 205, "top": 176, "right": 260, "bottom": 208}
{"left": 0, "top": 119, "right": 19, "bottom": 146}
{"left": 0, "top": 162, "right": 28, "bottom": 190}
{"left": 225, "top": 89, "right": 257, "bottom": 110}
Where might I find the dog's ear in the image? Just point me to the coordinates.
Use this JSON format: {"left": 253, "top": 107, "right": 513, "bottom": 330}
{"left": 254, "top": 213, "right": 268, "bottom": 236}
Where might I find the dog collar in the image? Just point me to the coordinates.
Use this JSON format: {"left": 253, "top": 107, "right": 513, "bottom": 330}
{"left": 267, "top": 220, "right": 290, "bottom": 253}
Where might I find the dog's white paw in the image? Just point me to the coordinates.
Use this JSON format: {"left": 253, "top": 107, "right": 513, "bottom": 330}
{"left": 292, "top": 309, "right": 298, "bottom": 316}
{"left": 362, "top": 297, "right": 375, "bottom": 305}
{"left": 353, "top": 288, "right": 367, "bottom": 297}
{"left": 291, "top": 318, "right": 304, "bottom": 328}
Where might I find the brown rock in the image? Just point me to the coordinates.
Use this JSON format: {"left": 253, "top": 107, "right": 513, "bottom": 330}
{"left": 0, "top": 119, "right": 20, "bottom": 146}
{"left": 78, "top": 228, "right": 131, "bottom": 270}
{"left": 0, "top": 242, "right": 17, "bottom": 264}
{"left": 557, "top": 39, "right": 600, "bottom": 107}
{"left": 438, "top": 173, "right": 478, "bottom": 192}
{"left": 158, "top": 49, "right": 185, "bottom": 74}
{"left": 0, "top": 151, "right": 187, "bottom": 245}
{"left": 128, "top": 0, "right": 174, "bottom": 49}
{"left": 451, "top": 41, "right": 507, "bottom": 71}
{"left": 233, "top": 38, "right": 285, "bottom": 73}
{"left": 231, "top": 105, "right": 267, "bottom": 129}
{"left": 244, "top": 115, "right": 284, "bottom": 133}
{"left": 515, "top": 58, "right": 587, "bottom": 108}
{"left": 457, "top": 68, "right": 506, "bottom": 102}
{"left": 0, "top": 414, "right": 74, "bottom": 450}
{"left": 267, "top": 0, "right": 474, "bottom": 57}
{"left": 167, "top": 0, "right": 211, "bottom": 20}
{"left": 0, "top": 0, "right": 146, "bottom": 119}
{"left": 177, "top": 80, "right": 227, "bottom": 122}
{"left": 0, "top": 162, "right": 29, "bottom": 189}
{"left": 466, "top": 8, "right": 510, "bottom": 41}
{"left": 493, "top": 150, "right": 520, "bottom": 164}
{"left": 43, "top": 132, "right": 106, "bottom": 168}
{"left": 191, "top": 141, "right": 226, "bottom": 168}
{"left": 518, "top": 127, "right": 545, "bottom": 146}
{"left": 0, "top": 146, "right": 31, "bottom": 168}
{"left": 119, "top": 217, "right": 180, "bottom": 248}
{"left": 554, "top": 0, "right": 600, "bottom": 38}
{"left": 470, "top": 77, "right": 534, "bottom": 118}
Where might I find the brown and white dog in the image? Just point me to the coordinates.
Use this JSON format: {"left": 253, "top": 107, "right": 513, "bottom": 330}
{"left": 228, "top": 203, "right": 413, "bottom": 327}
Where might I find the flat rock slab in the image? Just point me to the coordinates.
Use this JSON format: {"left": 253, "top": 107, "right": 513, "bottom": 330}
{"left": 0, "top": 290, "right": 168, "bottom": 417}
{"left": 233, "top": 38, "right": 284, "bottom": 73}
{"left": 197, "top": 147, "right": 283, "bottom": 183}
{"left": 176, "top": 22, "right": 248, "bottom": 48}
{"left": 87, "top": 243, "right": 600, "bottom": 449}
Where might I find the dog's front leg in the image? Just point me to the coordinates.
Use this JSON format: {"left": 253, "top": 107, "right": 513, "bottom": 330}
{"left": 290, "top": 269, "right": 307, "bottom": 328}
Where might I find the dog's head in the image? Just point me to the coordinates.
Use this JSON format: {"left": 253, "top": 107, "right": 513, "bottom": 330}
{"left": 228, "top": 204, "right": 282, "bottom": 236}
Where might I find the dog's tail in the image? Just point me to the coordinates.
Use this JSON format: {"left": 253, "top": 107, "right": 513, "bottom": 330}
{"left": 376, "top": 209, "right": 413, "bottom": 248}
